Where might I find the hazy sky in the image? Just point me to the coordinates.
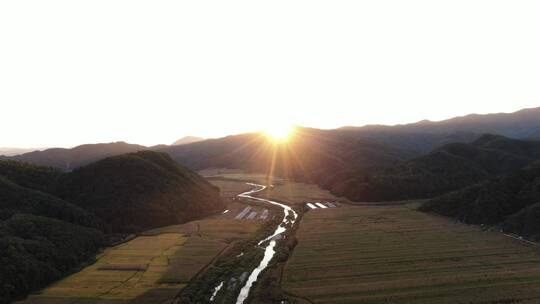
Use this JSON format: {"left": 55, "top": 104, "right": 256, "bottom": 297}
{"left": 1, "top": 1, "right": 539, "bottom": 148}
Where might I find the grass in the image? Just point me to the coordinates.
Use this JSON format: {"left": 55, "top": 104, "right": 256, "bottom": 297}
{"left": 282, "top": 204, "right": 540, "bottom": 304}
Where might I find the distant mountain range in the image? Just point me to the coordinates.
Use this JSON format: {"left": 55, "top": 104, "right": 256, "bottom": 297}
{"left": 172, "top": 136, "right": 205, "bottom": 145}
{"left": 0, "top": 147, "right": 40, "bottom": 157}
{"left": 4, "top": 107, "right": 539, "bottom": 174}
{"left": 2, "top": 107, "right": 539, "bottom": 217}
{"left": 157, "top": 128, "right": 415, "bottom": 185}
{"left": 0, "top": 151, "right": 224, "bottom": 303}
{"left": 1, "top": 108, "right": 539, "bottom": 210}
{"left": 337, "top": 107, "right": 540, "bottom": 153}
{"left": 1, "top": 142, "right": 146, "bottom": 171}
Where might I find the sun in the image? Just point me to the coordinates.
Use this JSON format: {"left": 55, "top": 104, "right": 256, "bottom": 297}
{"left": 262, "top": 124, "right": 294, "bottom": 142}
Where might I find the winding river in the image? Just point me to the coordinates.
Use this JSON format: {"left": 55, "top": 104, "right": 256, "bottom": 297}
{"left": 234, "top": 183, "right": 298, "bottom": 304}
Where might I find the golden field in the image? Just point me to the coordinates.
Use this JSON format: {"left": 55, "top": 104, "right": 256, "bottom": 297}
{"left": 283, "top": 204, "right": 540, "bottom": 304}
{"left": 18, "top": 215, "right": 260, "bottom": 304}
{"left": 202, "top": 169, "right": 343, "bottom": 206}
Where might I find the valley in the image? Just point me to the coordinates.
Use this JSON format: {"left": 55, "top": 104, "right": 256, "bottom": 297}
{"left": 195, "top": 171, "right": 540, "bottom": 304}
{"left": 178, "top": 171, "right": 342, "bottom": 303}
{"left": 9, "top": 170, "right": 338, "bottom": 304}
{"left": 5, "top": 167, "right": 540, "bottom": 304}
{"left": 4, "top": 3, "right": 540, "bottom": 303}
{"left": 180, "top": 170, "right": 540, "bottom": 304}
{"left": 3, "top": 109, "right": 540, "bottom": 304}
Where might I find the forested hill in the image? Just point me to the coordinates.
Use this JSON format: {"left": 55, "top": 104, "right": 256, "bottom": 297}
{"left": 56, "top": 151, "right": 224, "bottom": 232}
{"left": 0, "top": 162, "right": 105, "bottom": 304}
{"left": 0, "top": 151, "right": 224, "bottom": 303}
{"left": 420, "top": 162, "right": 540, "bottom": 241}
{"left": 1, "top": 142, "right": 146, "bottom": 171}
{"left": 328, "top": 135, "right": 540, "bottom": 202}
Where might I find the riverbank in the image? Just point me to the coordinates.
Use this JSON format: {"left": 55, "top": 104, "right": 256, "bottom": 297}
{"left": 178, "top": 183, "right": 301, "bottom": 303}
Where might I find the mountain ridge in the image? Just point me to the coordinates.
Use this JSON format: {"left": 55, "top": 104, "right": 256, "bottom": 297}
{"left": 340, "top": 107, "right": 540, "bottom": 137}
{"left": 172, "top": 136, "right": 204, "bottom": 145}
{"left": 1, "top": 142, "right": 147, "bottom": 171}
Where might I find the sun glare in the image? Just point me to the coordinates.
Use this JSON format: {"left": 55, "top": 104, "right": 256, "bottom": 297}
{"left": 263, "top": 124, "right": 294, "bottom": 142}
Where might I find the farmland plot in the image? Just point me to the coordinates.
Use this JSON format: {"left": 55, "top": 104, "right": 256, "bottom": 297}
{"left": 18, "top": 216, "right": 260, "bottom": 304}
{"left": 204, "top": 169, "right": 343, "bottom": 206}
{"left": 283, "top": 205, "right": 540, "bottom": 304}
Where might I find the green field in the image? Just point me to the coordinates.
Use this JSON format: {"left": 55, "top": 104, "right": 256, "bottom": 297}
{"left": 283, "top": 204, "right": 540, "bottom": 304}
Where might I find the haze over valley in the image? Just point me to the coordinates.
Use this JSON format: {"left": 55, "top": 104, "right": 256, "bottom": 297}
{"left": 2, "top": 106, "right": 540, "bottom": 303}
{"left": 3, "top": 1, "right": 540, "bottom": 303}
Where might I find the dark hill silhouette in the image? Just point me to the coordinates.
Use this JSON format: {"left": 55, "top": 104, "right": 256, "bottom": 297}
{"left": 420, "top": 162, "right": 540, "bottom": 240}
{"left": 0, "top": 214, "right": 104, "bottom": 304}
{"left": 157, "top": 127, "right": 415, "bottom": 184}
{"left": 0, "top": 176, "right": 104, "bottom": 230}
{"left": 56, "top": 151, "right": 224, "bottom": 232}
{"left": 0, "top": 160, "right": 62, "bottom": 193}
{"left": 329, "top": 135, "right": 540, "bottom": 202}
{"left": 0, "top": 150, "right": 225, "bottom": 234}
{"left": 0, "top": 163, "right": 105, "bottom": 303}
{"left": 334, "top": 129, "right": 479, "bottom": 154}
{"left": 2, "top": 142, "right": 146, "bottom": 171}
{"left": 0, "top": 151, "right": 223, "bottom": 303}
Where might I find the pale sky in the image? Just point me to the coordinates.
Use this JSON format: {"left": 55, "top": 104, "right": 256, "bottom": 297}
{"left": 1, "top": 1, "right": 539, "bottom": 148}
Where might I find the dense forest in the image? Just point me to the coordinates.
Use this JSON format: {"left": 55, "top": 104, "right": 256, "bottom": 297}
{"left": 420, "top": 162, "right": 540, "bottom": 240}
{"left": 0, "top": 151, "right": 223, "bottom": 303}
{"left": 328, "top": 135, "right": 540, "bottom": 202}
{"left": 56, "top": 151, "right": 224, "bottom": 232}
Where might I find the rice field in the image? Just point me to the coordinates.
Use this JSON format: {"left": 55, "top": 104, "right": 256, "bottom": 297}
{"left": 18, "top": 215, "right": 261, "bottom": 304}
{"left": 204, "top": 169, "right": 343, "bottom": 206}
{"left": 18, "top": 233, "right": 187, "bottom": 304}
{"left": 263, "top": 182, "right": 342, "bottom": 206}
{"left": 283, "top": 204, "right": 540, "bottom": 304}
{"left": 15, "top": 169, "right": 278, "bottom": 304}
